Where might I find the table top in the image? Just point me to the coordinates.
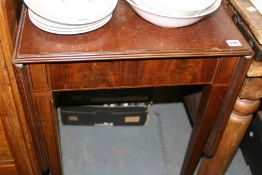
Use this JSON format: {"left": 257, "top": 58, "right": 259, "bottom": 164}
{"left": 14, "top": 0, "right": 252, "bottom": 64}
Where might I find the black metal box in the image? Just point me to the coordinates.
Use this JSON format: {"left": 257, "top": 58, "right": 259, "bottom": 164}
{"left": 60, "top": 104, "right": 149, "bottom": 126}
{"left": 57, "top": 89, "right": 152, "bottom": 126}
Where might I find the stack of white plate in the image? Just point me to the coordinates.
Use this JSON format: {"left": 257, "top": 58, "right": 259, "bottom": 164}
{"left": 24, "top": 0, "right": 118, "bottom": 35}
{"left": 126, "top": 0, "right": 222, "bottom": 28}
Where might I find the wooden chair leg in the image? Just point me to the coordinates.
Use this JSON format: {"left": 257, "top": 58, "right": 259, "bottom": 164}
{"left": 197, "top": 97, "right": 260, "bottom": 175}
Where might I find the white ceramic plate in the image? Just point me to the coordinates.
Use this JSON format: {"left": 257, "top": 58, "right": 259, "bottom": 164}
{"left": 28, "top": 10, "right": 112, "bottom": 34}
{"left": 24, "top": 0, "right": 117, "bottom": 24}
{"left": 29, "top": 15, "right": 112, "bottom": 35}
{"left": 28, "top": 9, "right": 112, "bottom": 30}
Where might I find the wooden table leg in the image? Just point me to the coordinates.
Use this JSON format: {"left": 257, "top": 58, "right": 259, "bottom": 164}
{"left": 180, "top": 85, "right": 232, "bottom": 175}
{"left": 181, "top": 56, "right": 252, "bottom": 175}
{"left": 197, "top": 97, "right": 260, "bottom": 175}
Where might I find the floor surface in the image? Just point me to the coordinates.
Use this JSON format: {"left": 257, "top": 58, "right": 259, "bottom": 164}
{"left": 58, "top": 103, "right": 252, "bottom": 175}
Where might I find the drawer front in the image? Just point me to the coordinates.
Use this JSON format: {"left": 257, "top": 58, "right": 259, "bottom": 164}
{"left": 34, "top": 58, "right": 218, "bottom": 91}
{"left": 49, "top": 61, "right": 122, "bottom": 90}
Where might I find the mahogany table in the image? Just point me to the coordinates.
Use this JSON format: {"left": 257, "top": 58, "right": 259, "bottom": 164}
{"left": 14, "top": 1, "right": 252, "bottom": 175}
{"left": 197, "top": 1, "right": 262, "bottom": 174}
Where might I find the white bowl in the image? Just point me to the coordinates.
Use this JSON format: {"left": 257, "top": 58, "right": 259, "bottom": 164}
{"left": 126, "top": 0, "right": 221, "bottom": 28}
{"left": 24, "top": 0, "right": 118, "bottom": 25}
{"left": 136, "top": 0, "right": 217, "bottom": 16}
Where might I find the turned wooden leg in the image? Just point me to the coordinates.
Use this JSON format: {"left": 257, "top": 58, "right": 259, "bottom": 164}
{"left": 197, "top": 97, "right": 260, "bottom": 175}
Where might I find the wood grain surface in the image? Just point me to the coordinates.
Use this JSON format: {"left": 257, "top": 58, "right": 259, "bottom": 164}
{"left": 14, "top": 1, "right": 253, "bottom": 175}
{"left": 230, "top": 0, "right": 262, "bottom": 44}
{"left": 15, "top": 0, "right": 251, "bottom": 63}
{"left": 0, "top": 164, "right": 18, "bottom": 175}
{"left": 198, "top": 98, "right": 260, "bottom": 175}
{"left": 47, "top": 58, "right": 218, "bottom": 91}
{"left": 0, "top": 119, "right": 13, "bottom": 162}
{"left": 240, "top": 78, "right": 262, "bottom": 100}
{"left": 0, "top": 1, "right": 41, "bottom": 174}
{"left": 247, "top": 60, "right": 262, "bottom": 77}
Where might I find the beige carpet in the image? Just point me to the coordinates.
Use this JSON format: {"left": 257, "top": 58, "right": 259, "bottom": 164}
{"left": 58, "top": 103, "right": 251, "bottom": 175}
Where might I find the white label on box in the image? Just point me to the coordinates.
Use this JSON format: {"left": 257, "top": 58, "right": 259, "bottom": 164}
{"left": 226, "top": 40, "right": 242, "bottom": 47}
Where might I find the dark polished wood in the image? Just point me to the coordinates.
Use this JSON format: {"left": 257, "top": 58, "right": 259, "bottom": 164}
{"left": 0, "top": 164, "right": 18, "bottom": 175}
{"left": 0, "top": 1, "right": 41, "bottom": 175}
{"left": 14, "top": 66, "right": 49, "bottom": 171}
{"left": 183, "top": 91, "right": 202, "bottom": 123}
{"left": 204, "top": 55, "right": 253, "bottom": 157}
{"left": 15, "top": 2, "right": 250, "bottom": 64}
{"left": 14, "top": 1, "right": 253, "bottom": 175}
{"left": 0, "top": 118, "right": 13, "bottom": 162}
{"left": 197, "top": 1, "right": 262, "bottom": 174}
{"left": 47, "top": 58, "right": 218, "bottom": 91}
